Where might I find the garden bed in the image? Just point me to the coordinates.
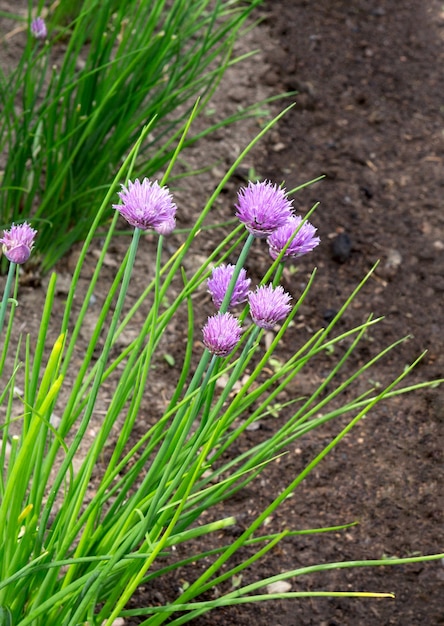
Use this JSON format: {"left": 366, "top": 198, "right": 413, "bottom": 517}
{"left": 1, "top": 0, "right": 443, "bottom": 624}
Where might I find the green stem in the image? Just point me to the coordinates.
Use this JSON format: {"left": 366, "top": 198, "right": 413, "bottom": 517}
{"left": 0, "top": 265, "right": 19, "bottom": 377}
{"left": 219, "top": 232, "right": 254, "bottom": 313}
{"left": 57, "top": 228, "right": 142, "bottom": 589}
{"left": 0, "top": 262, "right": 17, "bottom": 338}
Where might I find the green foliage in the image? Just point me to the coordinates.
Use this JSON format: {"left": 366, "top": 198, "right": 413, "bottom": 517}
{"left": 0, "top": 116, "right": 442, "bottom": 624}
{"left": 0, "top": 0, "right": 262, "bottom": 269}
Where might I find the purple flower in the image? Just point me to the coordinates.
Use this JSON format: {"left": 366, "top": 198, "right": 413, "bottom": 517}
{"left": 248, "top": 284, "right": 292, "bottom": 330}
{"left": 0, "top": 222, "right": 37, "bottom": 264}
{"left": 207, "top": 264, "right": 251, "bottom": 310}
{"left": 31, "top": 17, "right": 47, "bottom": 40}
{"left": 267, "top": 215, "right": 320, "bottom": 261}
{"left": 202, "top": 312, "right": 242, "bottom": 356}
{"left": 235, "top": 180, "right": 293, "bottom": 238}
{"left": 113, "top": 178, "right": 177, "bottom": 235}
{"left": 154, "top": 215, "right": 176, "bottom": 236}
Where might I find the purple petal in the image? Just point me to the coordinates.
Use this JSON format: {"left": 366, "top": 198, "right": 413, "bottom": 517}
{"left": 113, "top": 178, "right": 177, "bottom": 233}
{"left": 202, "top": 312, "right": 242, "bottom": 356}
{"left": 0, "top": 222, "right": 37, "bottom": 265}
{"left": 235, "top": 180, "right": 293, "bottom": 238}
{"left": 207, "top": 264, "right": 251, "bottom": 310}
{"left": 248, "top": 284, "right": 292, "bottom": 330}
{"left": 267, "top": 215, "right": 320, "bottom": 261}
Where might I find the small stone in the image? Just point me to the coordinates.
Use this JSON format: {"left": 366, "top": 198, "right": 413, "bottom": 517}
{"left": 273, "top": 142, "right": 286, "bottom": 152}
{"left": 54, "top": 274, "right": 72, "bottom": 295}
{"left": 50, "top": 414, "right": 61, "bottom": 428}
{"left": 378, "top": 249, "right": 402, "bottom": 280}
{"left": 102, "top": 253, "right": 120, "bottom": 268}
{"left": 385, "top": 248, "right": 402, "bottom": 269}
{"left": 323, "top": 308, "right": 338, "bottom": 324}
{"left": 266, "top": 580, "right": 292, "bottom": 594}
{"left": 331, "top": 232, "right": 352, "bottom": 263}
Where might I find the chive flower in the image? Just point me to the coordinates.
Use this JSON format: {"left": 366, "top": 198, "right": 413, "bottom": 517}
{"left": 155, "top": 216, "right": 176, "bottom": 236}
{"left": 202, "top": 312, "right": 242, "bottom": 356}
{"left": 267, "top": 215, "right": 320, "bottom": 261}
{"left": 235, "top": 180, "right": 293, "bottom": 238}
{"left": 248, "top": 284, "right": 292, "bottom": 330}
{"left": 31, "top": 17, "right": 47, "bottom": 40}
{"left": 207, "top": 264, "right": 251, "bottom": 310}
{"left": 0, "top": 222, "right": 37, "bottom": 264}
{"left": 113, "top": 178, "right": 177, "bottom": 235}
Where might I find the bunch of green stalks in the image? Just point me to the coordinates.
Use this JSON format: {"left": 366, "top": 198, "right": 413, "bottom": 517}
{"left": 0, "top": 0, "right": 266, "bottom": 270}
{"left": 0, "top": 112, "right": 442, "bottom": 625}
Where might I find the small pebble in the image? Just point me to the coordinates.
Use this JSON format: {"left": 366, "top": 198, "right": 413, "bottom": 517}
{"left": 331, "top": 232, "right": 352, "bottom": 263}
{"left": 377, "top": 249, "right": 402, "bottom": 280}
{"left": 266, "top": 580, "right": 292, "bottom": 594}
{"left": 323, "top": 308, "right": 338, "bottom": 324}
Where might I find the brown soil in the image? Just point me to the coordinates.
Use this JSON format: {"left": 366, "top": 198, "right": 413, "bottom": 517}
{"left": 1, "top": 0, "right": 444, "bottom": 625}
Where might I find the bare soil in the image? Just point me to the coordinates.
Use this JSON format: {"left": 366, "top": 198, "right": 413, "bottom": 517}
{"left": 1, "top": 0, "right": 443, "bottom": 625}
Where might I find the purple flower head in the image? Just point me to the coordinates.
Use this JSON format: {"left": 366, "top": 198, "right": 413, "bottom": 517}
{"left": 207, "top": 264, "right": 251, "bottom": 310}
{"left": 154, "top": 215, "right": 176, "bottom": 236}
{"left": 248, "top": 284, "right": 292, "bottom": 330}
{"left": 0, "top": 222, "right": 37, "bottom": 264}
{"left": 113, "top": 178, "right": 176, "bottom": 235}
{"left": 235, "top": 180, "right": 293, "bottom": 238}
{"left": 267, "top": 215, "right": 320, "bottom": 261}
{"left": 31, "top": 17, "right": 47, "bottom": 40}
{"left": 202, "top": 312, "right": 242, "bottom": 357}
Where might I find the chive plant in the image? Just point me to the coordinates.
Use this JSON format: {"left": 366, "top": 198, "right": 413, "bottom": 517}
{"left": 0, "top": 0, "right": 264, "bottom": 270}
{"left": 0, "top": 116, "right": 442, "bottom": 625}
